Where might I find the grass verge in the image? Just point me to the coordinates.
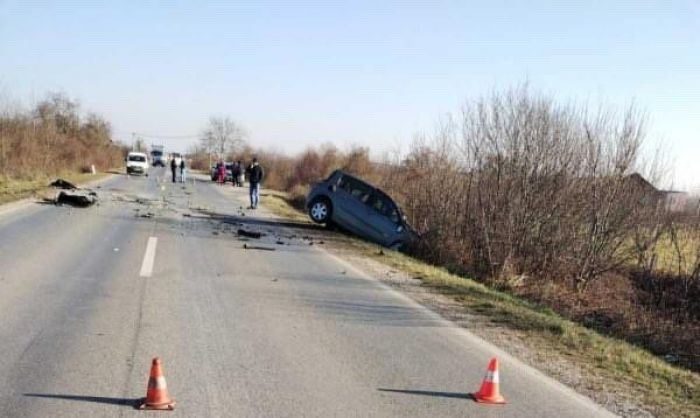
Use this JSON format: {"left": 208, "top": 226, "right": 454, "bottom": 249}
{"left": 262, "top": 190, "right": 700, "bottom": 418}
{"left": 0, "top": 172, "right": 112, "bottom": 205}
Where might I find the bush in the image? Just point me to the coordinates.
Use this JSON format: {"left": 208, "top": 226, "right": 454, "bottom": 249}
{"left": 0, "top": 93, "right": 124, "bottom": 180}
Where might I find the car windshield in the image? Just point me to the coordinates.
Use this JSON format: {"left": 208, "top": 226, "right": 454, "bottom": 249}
{"left": 128, "top": 155, "right": 146, "bottom": 162}
{"left": 151, "top": 150, "right": 162, "bottom": 157}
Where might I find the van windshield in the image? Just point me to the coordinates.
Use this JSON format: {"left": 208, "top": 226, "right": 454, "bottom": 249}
{"left": 128, "top": 155, "right": 146, "bottom": 162}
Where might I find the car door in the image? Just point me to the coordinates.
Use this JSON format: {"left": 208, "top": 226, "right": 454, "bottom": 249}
{"left": 333, "top": 175, "right": 376, "bottom": 238}
{"left": 364, "top": 191, "right": 403, "bottom": 246}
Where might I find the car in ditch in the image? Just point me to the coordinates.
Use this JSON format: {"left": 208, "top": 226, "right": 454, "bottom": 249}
{"left": 306, "top": 170, "right": 417, "bottom": 250}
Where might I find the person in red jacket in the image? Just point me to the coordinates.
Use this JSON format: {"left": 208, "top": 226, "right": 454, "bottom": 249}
{"left": 217, "top": 161, "right": 226, "bottom": 185}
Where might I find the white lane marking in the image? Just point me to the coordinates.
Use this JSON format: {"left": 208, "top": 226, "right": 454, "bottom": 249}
{"left": 139, "top": 237, "right": 158, "bottom": 277}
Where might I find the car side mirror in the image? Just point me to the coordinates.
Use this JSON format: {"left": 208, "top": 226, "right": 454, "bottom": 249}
{"left": 329, "top": 185, "right": 337, "bottom": 192}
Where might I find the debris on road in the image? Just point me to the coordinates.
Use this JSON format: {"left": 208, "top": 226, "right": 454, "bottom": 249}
{"left": 47, "top": 178, "right": 99, "bottom": 207}
{"left": 238, "top": 229, "right": 264, "bottom": 239}
{"left": 243, "top": 243, "right": 276, "bottom": 251}
{"left": 49, "top": 179, "right": 78, "bottom": 189}
{"left": 276, "top": 240, "right": 285, "bottom": 245}
{"left": 55, "top": 190, "right": 98, "bottom": 207}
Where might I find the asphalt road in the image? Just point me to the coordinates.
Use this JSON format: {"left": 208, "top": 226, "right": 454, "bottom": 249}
{"left": 0, "top": 167, "right": 615, "bottom": 417}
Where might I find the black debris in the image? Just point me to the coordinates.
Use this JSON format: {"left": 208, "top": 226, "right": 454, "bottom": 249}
{"left": 55, "top": 190, "right": 98, "bottom": 207}
{"left": 238, "top": 229, "right": 264, "bottom": 239}
{"left": 243, "top": 244, "right": 276, "bottom": 251}
{"left": 49, "top": 179, "right": 78, "bottom": 189}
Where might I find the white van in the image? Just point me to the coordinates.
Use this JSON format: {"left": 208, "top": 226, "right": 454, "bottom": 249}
{"left": 126, "top": 152, "right": 149, "bottom": 176}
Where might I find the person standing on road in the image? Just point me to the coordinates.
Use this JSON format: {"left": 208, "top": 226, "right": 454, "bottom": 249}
{"left": 180, "top": 159, "right": 187, "bottom": 183}
{"left": 246, "top": 157, "right": 264, "bottom": 209}
{"left": 231, "top": 161, "right": 240, "bottom": 187}
{"left": 170, "top": 157, "right": 177, "bottom": 183}
{"left": 236, "top": 160, "right": 245, "bottom": 187}
{"left": 217, "top": 161, "right": 226, "bottom": 185}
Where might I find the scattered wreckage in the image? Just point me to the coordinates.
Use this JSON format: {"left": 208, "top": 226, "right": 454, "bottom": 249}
{"left": 48, "top": 179, "right": 98, "bottom": 207}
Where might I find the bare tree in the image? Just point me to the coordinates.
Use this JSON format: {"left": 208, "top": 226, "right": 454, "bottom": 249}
{"left": 200, "top": 116, "right": 248, "bottom": 161}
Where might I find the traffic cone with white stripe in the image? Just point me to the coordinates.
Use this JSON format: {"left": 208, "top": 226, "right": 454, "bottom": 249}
{"left": 472, "top": 357, "right": 506, "bottom": 404}
{"left": 138, "top": 357, "right": 175, "bottom": 410}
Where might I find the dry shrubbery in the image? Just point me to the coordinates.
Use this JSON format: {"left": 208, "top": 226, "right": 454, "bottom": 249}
{"left": 264, "top": 86, "right": 699, "bottom": 370}
{"left": 215, "top": 143, "right": 377, "bottom": 210}
{"left": 0, "top": 93, "right": 124, "bottom": 180}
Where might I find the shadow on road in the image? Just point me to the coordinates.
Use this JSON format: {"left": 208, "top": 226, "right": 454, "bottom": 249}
{"left": 199, "top": 209, "right": 324, "bottom": 233}
{"left": 377, "top": 388, "right": 474, "bottom": 400}
{"left": 309, "top": 300, "right": 448, "bottom": 328}
{"left": 23, "top": 393, "right": 138, "bottom": 408}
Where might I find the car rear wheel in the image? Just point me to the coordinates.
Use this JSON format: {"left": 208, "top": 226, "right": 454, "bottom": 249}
{"left": 309, "top": 197, "right": 332, "bottom": 223}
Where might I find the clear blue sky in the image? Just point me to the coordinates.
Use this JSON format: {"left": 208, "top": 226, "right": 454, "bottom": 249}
{"left": 1, "top": 1, "right": 698, "bottom": 188}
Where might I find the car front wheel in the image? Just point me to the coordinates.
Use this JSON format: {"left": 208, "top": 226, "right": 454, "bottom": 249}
{"left": 309, "top": 198, "right": 332, "bottom": 223}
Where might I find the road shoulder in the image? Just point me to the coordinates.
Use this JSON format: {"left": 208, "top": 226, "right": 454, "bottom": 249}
{"left": 260, "top": 190, "right": 699, "bottom": 418}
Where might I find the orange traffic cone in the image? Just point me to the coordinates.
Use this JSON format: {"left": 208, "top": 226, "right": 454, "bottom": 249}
{"left": 472, "top": 357, "right": 506, "bottom": 404}
{"left": 138, "top": 357, "right": 175, "bottom": 410}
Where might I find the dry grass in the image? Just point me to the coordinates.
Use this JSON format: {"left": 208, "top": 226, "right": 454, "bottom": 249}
{"left": 262, "top": 190, "right": 700, "bottom": 418}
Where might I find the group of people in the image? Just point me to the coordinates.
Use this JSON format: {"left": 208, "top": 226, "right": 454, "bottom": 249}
{"left": 170, "top": 158, "right": 187, "bottom": 183}
{"left": 215, "top": 158, "right": 265, "bottom": 209}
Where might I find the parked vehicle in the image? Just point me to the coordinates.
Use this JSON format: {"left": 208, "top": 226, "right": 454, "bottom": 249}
{"left": 150, "top": 145, "right": 165, "bottom": 166}
{"left": 210, "top": 162, "right": 234, "bottom": 182}
{"left": 306, "top": 170, "right": 417, "bottom": 250}
{"left": 126, "top": 152, "right": 149, "bottom": 176}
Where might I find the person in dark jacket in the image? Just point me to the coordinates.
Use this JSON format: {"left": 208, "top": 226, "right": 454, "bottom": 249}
{"left": 180, "top": 159, "right": 186, "bottom": 183}
{"left": 170, "top": 157, "right": 177, "bottom": 183}
{"left": 236, "top": 160, "right": 244, "bottom": 186}
{"left": 246, "top": 157, "right": 264, "bottom": 209}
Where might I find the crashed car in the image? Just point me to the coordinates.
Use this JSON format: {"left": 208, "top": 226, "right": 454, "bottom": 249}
{"left": 306, "top": 170, "right": 417, "bottom": 250}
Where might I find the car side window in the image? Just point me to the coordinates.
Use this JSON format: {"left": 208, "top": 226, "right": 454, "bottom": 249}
{"left": 339, "top": 176, "right": 372, "bottom": 204}
{"left": 371, "top": 192, "right": 401, "bottom": 224}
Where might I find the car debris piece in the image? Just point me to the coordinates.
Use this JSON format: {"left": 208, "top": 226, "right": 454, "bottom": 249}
{"left": 242, "top": 243, "right": 276, "bottom": 251}
{"left": 237, "top": 229, "right": 264, "bottom": 239}
{"left": 55, "top": 190, "right": 98, "bottom": 207}
{"left": 49, "top": 179, "right": 78, "bottom": 189}
{"left": 276, "top": 240, "right": 285, "bottom": 245}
